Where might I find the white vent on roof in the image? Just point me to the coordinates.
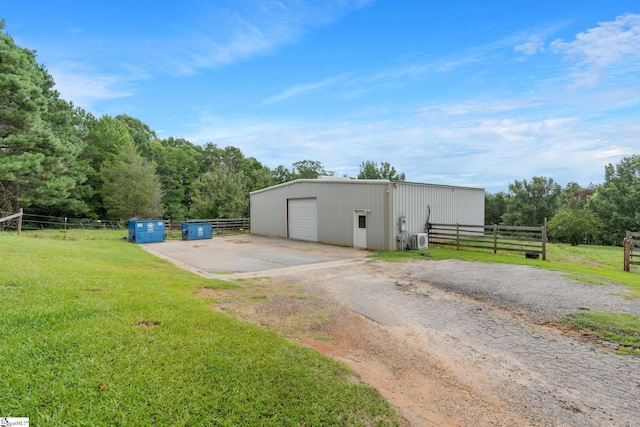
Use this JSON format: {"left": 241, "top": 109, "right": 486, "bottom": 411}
{"left": 317, "top": 176, "right": 350, "bottom": 180}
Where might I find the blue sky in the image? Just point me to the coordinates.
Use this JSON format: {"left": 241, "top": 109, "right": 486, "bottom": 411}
{"left": 3, "top": 1, "right": 639, "bottom": 192}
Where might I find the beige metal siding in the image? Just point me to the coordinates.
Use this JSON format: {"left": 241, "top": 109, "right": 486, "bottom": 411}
{"left": 250, "top": 186, "right": 288, "bottom": 238}
{"left": 315, "top": 181, "right": 389, "bottom": 250}
{"left": 393, "top": 183, "right": 485, "bottom": 240}
{"left": 250, "top": 180, "right": 392, "bottom": 250}
{"left": 251, "top": 180, "right": 484, "bottom": 251}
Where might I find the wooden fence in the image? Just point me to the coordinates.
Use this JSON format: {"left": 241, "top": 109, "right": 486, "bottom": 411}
{"left": 624, "top": 231, "right": 640, "bottom": 272}
{"left": 0, "top": 209, "right": 23, "bottom": 235}
{"left": 429, "top": 222, "right": 547, "bottom": 260}
{"left": 166, "top": 218, "right": 250, "bottom": 237}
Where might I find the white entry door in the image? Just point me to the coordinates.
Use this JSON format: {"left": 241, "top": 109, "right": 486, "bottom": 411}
{"left": 288, "top": 198, "right": 318, "bottom": 242}
{"left": 355, "top": 211, "right": 367, "bottom": 248}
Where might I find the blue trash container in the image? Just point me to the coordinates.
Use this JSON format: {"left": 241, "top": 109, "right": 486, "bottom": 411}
{"left": 181, "top": 222, "right": 213, "bottom": 240}
{"left": 128, "top": 220, "right": 166, "bottom": 243}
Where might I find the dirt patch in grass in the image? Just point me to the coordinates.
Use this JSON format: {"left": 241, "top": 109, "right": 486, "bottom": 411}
{"left": 134, "top": 320, "right": 162, "bottom": 327}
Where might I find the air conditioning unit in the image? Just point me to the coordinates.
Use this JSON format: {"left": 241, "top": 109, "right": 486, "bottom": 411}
{"left": 411, "top": 233, "right": 429, "bottom": 250}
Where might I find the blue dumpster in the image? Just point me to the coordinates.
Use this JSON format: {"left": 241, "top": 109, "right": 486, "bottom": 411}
{"left": 181, "top": 222, "right": 213, "bottom": 240}
{"left": 128, "top": 220, "right": 165, "bottom": 243}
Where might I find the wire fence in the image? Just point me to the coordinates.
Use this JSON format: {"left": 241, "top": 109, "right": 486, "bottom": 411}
{"left": 15, "top": 214, "right": 124, "bottom": 231}
{"left": 2, "top": 213, "right": 251, "bottom": 235}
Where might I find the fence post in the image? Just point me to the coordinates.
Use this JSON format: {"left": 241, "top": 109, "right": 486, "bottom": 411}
{"left": 17, "top": 208, "right": 23, "bottom": 236}
{"left": 542, "top": 218, "right": 547, "bottom": 261}
{"left": 456, "top": 223, "right": 460, "bottom": 250}
{"left": 493, "top": 224, "right": 498, "bottom": 254}
{"left": 631, "top": 235, "right": 636, "bottom": 273}
{"left": 622, "top": 230, "right": 631, "bottom": 271}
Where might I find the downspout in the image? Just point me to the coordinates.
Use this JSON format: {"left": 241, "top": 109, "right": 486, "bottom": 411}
{"left": 385, "top": 181, "right": 395, "bottom": 251}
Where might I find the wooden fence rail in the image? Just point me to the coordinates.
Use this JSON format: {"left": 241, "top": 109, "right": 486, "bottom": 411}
{"left": 429, "top": 222, "right": 547, "bottom": 260}
{"left": 0, "top": 209, "right": 23, "bottom": 235}
{"left": 166, "top": 218, "right": 250, "bottom": 237}
{"left": 624, "top": 231, "right": 640, "bottom": 272}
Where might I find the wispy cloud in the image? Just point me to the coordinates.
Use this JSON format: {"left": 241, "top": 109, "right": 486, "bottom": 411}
{"left": 262, "top": 74, "right": 351, "bottom": 105}
{"left": 159, "top": 1, "right": 374, "bottom": 75}
{"left": 181, "top": 13, "right": 640, "bottom": 192}
{"left": 184, "top": 94, "right": 638, "bottom": 192}
{"left": 48, "top": 62, "right": 136, "bottom": 109}
{"left": 551, "top": 13, "right": 640, "bottom": 85}
{"left": 31, "top": 1, "right": 374, "bottom": 106}
{"left": 514, "top": 36, "right": 546, "bottom": 56}
{"left": 30, "top": 3, "right": 638, "bottom": 193}
{"left": 512, "top": 21, "right": 568, "bottom": 58}
{"left": 259, "top": 22, "right": 569, "bottom": 105}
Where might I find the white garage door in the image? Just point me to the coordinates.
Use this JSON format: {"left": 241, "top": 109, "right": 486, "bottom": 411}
{"left": 288, "top": 198, "right": 318, "bottom": 242}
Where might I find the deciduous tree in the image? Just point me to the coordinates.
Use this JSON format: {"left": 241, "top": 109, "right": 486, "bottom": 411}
{"left": 502, "top": 176, "right": 561, "bottom": 226}
{"left": 485, "top": 191, "right": 508, "bottom": 225}
{"left": 150, "top": 137, "right": 200, "bottom": 221}
{"left": 589, "top": 155, "right": 640, "bottom": 244}
{"left": 358, "top": 160, "right": 405, "bottom": 181}
{"left": 272, "top": 165, "right": 294, "bottom": 184}
{"left": 189, "top": 164, "right": 248, "bottom": 219}
{"left": 547, "top": 208, "right": 602, "bottom": 246}
{"left": 292, "top": 160, "right": 333, "bottom": 179}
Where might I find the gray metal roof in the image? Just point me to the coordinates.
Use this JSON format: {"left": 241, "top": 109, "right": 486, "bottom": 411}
{"left": 250, "top": 178, "right": 484, "bottom": 195}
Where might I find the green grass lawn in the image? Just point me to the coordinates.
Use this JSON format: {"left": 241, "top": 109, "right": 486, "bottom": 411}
{"left": 372, "top": 243, "right": 640, "bottom": 354}
{"left": 0, "top": 231, "right": 399, "bottom": 426}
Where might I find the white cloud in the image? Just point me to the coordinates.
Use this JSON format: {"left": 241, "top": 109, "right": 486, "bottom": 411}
{"left": 48, "top": 62, "right": 136, "bottom": 109}
{"left": 179, "top": 13, "right": 640, "bottom": 192}
{"left": 183, "top": 97, "right": 637, "bottom": 192}
{"left": 512, "top": 22, "right": 567, "bottom": 58}
{"left": 514, "top": 36, "right": 545, "bottom": 56}
{"left": 418, "top": 98, "right": 544, "bottom": 116}
{"left": 39, "top": 4, "right": 637, "bottom": 193}
{"left": 551, "top": 13, "right": 640, "bottom": 85}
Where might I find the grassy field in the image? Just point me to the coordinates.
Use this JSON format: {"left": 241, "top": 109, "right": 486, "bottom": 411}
{"left": 0, "top": 231, "right": 399, "bottom": 426}
{"left": 372, "top": 243, "right": 640, "bottom": 354}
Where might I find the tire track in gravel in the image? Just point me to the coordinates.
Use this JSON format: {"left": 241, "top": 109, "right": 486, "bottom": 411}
{"left": 203, "top": 256, "right": 640, "bottom": 426}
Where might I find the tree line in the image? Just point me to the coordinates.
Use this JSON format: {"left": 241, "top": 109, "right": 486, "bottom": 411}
{"left": 485, "top": 156, "right": 640, "bottom": 246}
{"left": 0, "top": 21, "right": 405, "bottom": 223}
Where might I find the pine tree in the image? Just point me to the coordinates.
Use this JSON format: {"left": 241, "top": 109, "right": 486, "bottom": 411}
{"left": 101, "top": 141, "right": 164, "bottom": 220}
{"left": 0, "top": 20, "right": 86, "bottom": 214}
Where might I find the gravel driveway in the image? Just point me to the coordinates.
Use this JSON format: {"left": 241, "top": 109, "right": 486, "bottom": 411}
{"left": 147, "top": 235, "right": 640, "bottom": 426}
{"left": 308, "top": 259, "right": 640, "bottom": 426}
{"left": 411, "top": 259, "right": 640, "bottom": 321}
